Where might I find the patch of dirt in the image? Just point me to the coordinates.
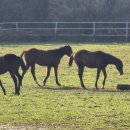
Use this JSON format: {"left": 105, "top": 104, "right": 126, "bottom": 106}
{"left": 0, "top": 125, "right": 46, "bottom": 130}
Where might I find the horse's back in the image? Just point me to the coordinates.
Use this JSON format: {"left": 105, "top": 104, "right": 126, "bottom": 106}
{"left": 4, "top": 54, "right": 22, "bottom": 68}
{"left": 24, "top": 48, "right": 56, "bottom": 66}
{"left": 25, "top": 48, "right": 41, "bottom": 55}
{"left": 74, "top": 50, "right": 105, "bottom": 59}
{"left": 4, "top": 54, "right": 19, "bottom": 62}
{"left": 74, "top": 50, "right": 95, "bottom": 60}
{"left": 74, "top": 50, "right": 105, "bottom": 68}
{"left": 0, "top": 54, "right": 21, "bottom": 74}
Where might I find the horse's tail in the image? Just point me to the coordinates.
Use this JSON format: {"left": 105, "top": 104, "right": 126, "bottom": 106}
{"left": 69, "top": 53, "right": 74, "bottom": 66}
{"left": 21, "top": 51, "right": 26, "bottom": 58}
{"left": 18, "top": 57, "right": 26, "bottom": 86}
{"left": 19, "top": 58, "right": 26, "bottom": 72}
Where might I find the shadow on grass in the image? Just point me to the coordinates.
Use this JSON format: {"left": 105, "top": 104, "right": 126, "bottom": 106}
{"left": 36, "top": 86, "right": 130, "bottom": 92}
{"left": 94, "top": 88, "right": 130, "bottom": 93}
{"left": 37, "top": 86, "right": 81, "bottom": 91}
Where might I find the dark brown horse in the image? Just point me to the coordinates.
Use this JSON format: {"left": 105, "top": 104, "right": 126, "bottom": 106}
{"left": 69, "top": 50, "right": 123, "bottom": 89}
{"left": 21, "top": 45, "right": 73, "bottom": 86}
{"left": 0, "top": 54, "right": 26, "bottom": 95}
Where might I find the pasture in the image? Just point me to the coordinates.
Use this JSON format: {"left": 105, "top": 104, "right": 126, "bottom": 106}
{"left": 0, "top": 43, "right": 130, "bottom": 130}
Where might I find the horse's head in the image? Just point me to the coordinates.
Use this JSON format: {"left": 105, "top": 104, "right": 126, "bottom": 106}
{"left": 116, "top": 59, "right": 123, "bottom": 75}
{"left": 64, "top": 45, "right": 73, "bottom": 57}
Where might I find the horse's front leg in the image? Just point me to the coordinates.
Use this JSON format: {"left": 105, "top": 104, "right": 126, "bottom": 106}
{"left": 15, "top": 71, "right": 22, "bottom": 93}
{"left": 95, "top": 68, "right": 101, "bottom": 90}
{"left": 10, "top": 73, "right": 19, "bottom": 95}
{"left": 43, "top": 66, "right": 51, "bottom": 86}
{"left": 0, "top": 80, "right": 6, "bottom": 95}
{"left": 102, "top": 68, "right": 107, "bottom": 89}
{"left": 54, "top": 66, "right": 61, "bottom": 86}
{"left": 78, "top": 65, "right": 86, "bottom": 89}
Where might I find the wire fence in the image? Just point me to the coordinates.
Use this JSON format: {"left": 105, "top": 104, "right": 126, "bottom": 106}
{"left": 0, "top": 21, "right": 130, "bottom": 42}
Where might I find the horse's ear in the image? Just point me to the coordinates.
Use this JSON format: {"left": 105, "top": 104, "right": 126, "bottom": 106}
{"left": 65, "top": 45, "right": 71, "bottom": 47}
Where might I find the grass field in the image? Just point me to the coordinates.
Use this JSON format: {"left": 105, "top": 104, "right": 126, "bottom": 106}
{"left": 0, "top": 43, "right": 130, "bottom": 130}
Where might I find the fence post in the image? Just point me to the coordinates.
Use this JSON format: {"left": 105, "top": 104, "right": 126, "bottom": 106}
{"left": 16, "top": 22, "right": 19, "bottom": 32}
{"left": 93, "top": 22, "right": 96, "bottom": 36}
{"left": 126, "top": 22, "right": 128, "bottom": 42}
{"left": 92, "top": 22, "right": 96, "bottom": 41}
{"left": 55, "top": 22, "right": 58, "bottom": 35}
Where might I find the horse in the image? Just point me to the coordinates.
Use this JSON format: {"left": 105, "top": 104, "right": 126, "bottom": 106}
{"left": 69, "top": 50, "right": 123, "bottom": 90}
{"left": 21, "top": 45, "right": 73, "bottom": 86}
{"left": 0, "top": 54, "right": 26, "bottom": 95}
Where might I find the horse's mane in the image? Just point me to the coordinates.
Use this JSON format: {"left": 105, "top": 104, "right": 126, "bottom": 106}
{"left": 99, "top": 51, "right": 122, "bottom": 65}
{"left": 48, "top": 45, "right": 69, "bottom": 52}
{"left": 55, "top": 45, "right": 69, "bottom": 50}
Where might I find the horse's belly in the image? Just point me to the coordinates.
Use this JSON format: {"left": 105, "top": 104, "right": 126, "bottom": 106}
{"left": 36, "top": 62, "right": 48, "bottom": 66}
{"left": 84, "top": 62, "right": 97, "bottom": 68}
{"left": 0, "top": 69, "right": 7, "bottom": 74}
{"left": 86, "top": 64, "right": 97, "bottom": 68}
{"left": 36, "top": 61, "right": 54, "bottom": 66}
{"left": 35, "top": 57, "right": 60, "bottom": 67}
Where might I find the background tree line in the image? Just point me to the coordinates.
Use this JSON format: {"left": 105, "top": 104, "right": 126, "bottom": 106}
{"left": 0, "top": 0, "right": 130, "bottom": 22}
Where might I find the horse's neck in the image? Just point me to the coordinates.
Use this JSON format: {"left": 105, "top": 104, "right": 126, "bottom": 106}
{"left": 50, "top": 49, "right": 65, "bottom": 59}
{"left": 105, "top": 54, "right": 118, "bottom": 65}
{"left": 54, "top": 48, "right": 66, "bottom": 58}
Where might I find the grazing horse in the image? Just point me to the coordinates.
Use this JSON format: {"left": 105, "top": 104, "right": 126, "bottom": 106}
{"left": 0, "top": 54, "right": 26, "bottom": 95}
{"left": 69, "top": 50, "right": 123, "bottom": 89}
{"left": 21, "top": 45, "right": 73, "bottom": 86}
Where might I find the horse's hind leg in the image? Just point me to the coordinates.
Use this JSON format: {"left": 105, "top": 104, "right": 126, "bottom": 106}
{"left": 54, "top": 66, "right": 61, "bottom": 86}
{"left": 16, "top": 71, "right": 22, "bottom": 86}
{"left": 43, "top": 66, "right": 51, "bottom": 86}
{"left": 15, "top": 71, "right": 22, "bottom": 93}
{"left": 31, "top": 64, "right": 41, "bottom": 87}
{"left": 0, "top": 80, "right": 6, "bottom": 95}
{"left": 21, "top": 64, "right": 30, "bottom": 85}
{"left": 78, "top": 65, "right": 86, "bottom": 89}
{"left": 95, "top": 68, "right": 101, "bottom": 90}
{"left": 10, "top": 73, "right": 19, "bottom": 95}
{"left": 102, "top": 68, "right": 107, "bottom": 89}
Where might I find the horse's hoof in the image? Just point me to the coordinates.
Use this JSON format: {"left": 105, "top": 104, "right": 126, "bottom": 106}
{"left": 3, "top": 91, "right": 6, "bottom": 95}
{"left": 43, "top": 82, "right": 46, "bottom": 86}
{"left": 57, "top": 83, "right": 61, "bottom": 86}
{"left": 81, "top": 84, "right": 86, "bottom": 89}
{"left": 15, "top": 93, "right": 20, "bottom": 96}
{"left": 82, "top": 86, "right": 86, "bottom": 90}
{"left": 95, "top": 87, "right": 98, "bottom": 90}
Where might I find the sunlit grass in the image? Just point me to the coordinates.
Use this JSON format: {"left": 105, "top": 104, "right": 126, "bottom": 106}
{"left": 0, "top": 43, "right": 130, "bottom": 129}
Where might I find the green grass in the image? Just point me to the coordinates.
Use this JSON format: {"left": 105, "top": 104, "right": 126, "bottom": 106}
{"left": 0, "top": 43, "right": 130, "bottom": 130}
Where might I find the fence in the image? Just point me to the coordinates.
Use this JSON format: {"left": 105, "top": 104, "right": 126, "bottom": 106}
{"left": 0, "top": 21, "right": 130, "bottom": 42}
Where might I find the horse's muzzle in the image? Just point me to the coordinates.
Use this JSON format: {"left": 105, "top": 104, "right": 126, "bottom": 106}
{"left": 120, "top": 72, "right": 123, "bottom": 75}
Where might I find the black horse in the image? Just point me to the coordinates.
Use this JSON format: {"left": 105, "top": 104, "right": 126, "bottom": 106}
{"left": 69, "top": 50, "right": 123, "bottom": 89}
{"left": 21, "top": 45, "right": 73, "bottom": 86}
{"left": 0, "top": 54, "right": 25, "bottom": 95}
